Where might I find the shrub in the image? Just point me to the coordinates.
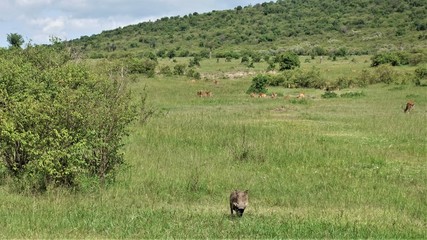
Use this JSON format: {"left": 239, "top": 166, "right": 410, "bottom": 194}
{"left": 374, "top": 65, "right": 397, "bottom": 84}
{"left": 276, "top": 52, "right": 300, "bottom": 71}
{"left": 0, "top": 45, "right": 146, "bottom": 191}
{"left": 371, "top": 51, "right": 410, "bottom": 67}
{"left": 159, "top": 65, "right": 172, "bottom": 76}
{"left": 241, "top": 56, "right": 250, "bottom": 64}
{"left": 413, "top": 66, "right": 427, "bottom": 86}
{"left": 355, "top": 69, "right": 372, "bottom": 87}
{"left": 173, "top": 64, "right": 187, "bottom": 75}
{"left": 289, "top": 98, "right": 309, "bottom": 104}
{"left": 340, "top": 91, "right": 366, "bottom": 98}
{"left": 186, "top": 68, "right": 201, "bottom": 79}
{"left": 321, "top": 91, "right": 338, "bottom": 98}
{"left": 127, "top": 58, "right": 157, "bottom": 77}
{"left": 414, "top": 66, "right": 427, "bottom": 79}
{"left": 408, "top": 53, "right": 426, "bottom": 66}
{"left": 293, "top": 67, "right": 326, "bottom": 89}
{"left": 247, "top": 75, "right": 269, "bottom": 94}
{"left": 188, "top": 56, "right": 201, "bottom": 67}
{"left": 268, "top": 74, "right": 287, "bottom": 86}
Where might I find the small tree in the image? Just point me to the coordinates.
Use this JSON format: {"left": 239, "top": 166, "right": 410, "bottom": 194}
{"left": 7, "top": 33, "right": 24, "bottom": 49}
{"left": 276, "top": 52, "right": 300, "bottom": 71}
{"left": 188, "top": 56, "right": 201, "bottom": 67}
{"left": 246, "top": 75, "right": 270, "bottom": 94}
{"left": 173, "top": 64, "right": 186, "bottom": 75}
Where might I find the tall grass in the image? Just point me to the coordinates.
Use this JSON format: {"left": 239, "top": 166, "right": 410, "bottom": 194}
{"left": 0, "top": 56, "right": 426, "bottom": 238}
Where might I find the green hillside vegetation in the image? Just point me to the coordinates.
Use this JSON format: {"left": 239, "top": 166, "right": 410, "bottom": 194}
{"left": 69, "top": 0, "right": 427, "bottom": 59}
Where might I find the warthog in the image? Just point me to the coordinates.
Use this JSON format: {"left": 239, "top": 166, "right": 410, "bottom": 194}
{"left": 229, "top": 190, "right": 249, "bottom": 217}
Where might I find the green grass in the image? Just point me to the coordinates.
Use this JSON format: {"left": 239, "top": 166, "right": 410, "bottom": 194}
{"left": 1, "top": 56, "right": 426, "bottom": 238}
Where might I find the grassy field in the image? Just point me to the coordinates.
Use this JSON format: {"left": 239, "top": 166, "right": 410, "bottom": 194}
{"left": 0, "top": 56, "right": 426, "bottom": 238}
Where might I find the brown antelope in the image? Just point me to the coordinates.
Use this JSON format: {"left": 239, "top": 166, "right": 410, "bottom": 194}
{"left": 259, "top": 93, "right": 267, "bottom": 98}
{"left": 297, "top": 93, "right": 305, "bottom": 99}
{"left": 271, "top": 92, "right": 277, "bottom": 99}
{"left": 404, "top": 101, "right": 415, "bottom": 113}
{"left": 197, "top": 90, "right": 212, "bottom": 97}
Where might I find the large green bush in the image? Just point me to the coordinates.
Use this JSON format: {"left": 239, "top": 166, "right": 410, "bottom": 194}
{"left": 267, "top": 67, "right": 325, "bottom": 89}
{"left": 246, "top": 75, "right": 270, "bottom": 94}
{"left": 371, "top": 51, "right": 410, "bottom": 67}
{"left": 0, "top": 45, "right": 141, "bottom": 191}
{"left": 276, "top": 52, "right": 300, "bottom": 71}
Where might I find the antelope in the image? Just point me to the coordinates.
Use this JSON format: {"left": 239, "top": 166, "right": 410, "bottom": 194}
{"left": 404, "top": 101, "right": 415, "bottom": 113}
{"left": 197, "top": 90, "right": 212, "bottom": 97}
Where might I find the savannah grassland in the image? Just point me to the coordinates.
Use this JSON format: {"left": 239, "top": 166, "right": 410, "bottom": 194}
{"left": 0, "top": 56, "right": 426, "bottom": 238}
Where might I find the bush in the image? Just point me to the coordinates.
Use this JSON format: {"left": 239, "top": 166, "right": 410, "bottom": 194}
{"left": 321, "top": 91, "right": 338, "bottom": 98}
{"left": 247, "top": 75, "right": 269, "bottom": 94}
{"left": 340, "top": 91, "right": 366, "bottom": 98}
{"left": 186, "top": 68, "right": 201, "bottom": 79}
{"left": 293, "top": 67, "right": 326, "bottom": 89}
{"left": 414, "top": 66, "right": 427, "bottom": 79}
{"left": 241, "top": 56, "right": 250, "bottom": 64}
{"left": 173, "top": 64, "right": 187, "bottom": 75}
{"left": 268, "top": 74, "right": 287, "bottom": 86}
{"left": 371, "top": 51, "right": 410, "bottom": 67}
{"left": 276, "top": 52, "right": 300, "bottom": 71}
{"left": 413, "top": 66, "right": 427, "bottom": 86}
{"left": 335, "top": 77, "right": 356, "bottom": 89}
{"left": 0, "top": 45, "right": 145, "bottom": 191}
{"left": 159, "top": 65, "right": 172, "bottom": 76}
{"left": 374, "top": 65, "right": 397, "bottom": 84}
{"left": 355, "top": 69, "right": 372, "bottom": 87}
{"left": 127, "top": 58, "right": 157, "bottom": 77}
{"left": 188, "top": 56, "right": 201, "bottom": 67}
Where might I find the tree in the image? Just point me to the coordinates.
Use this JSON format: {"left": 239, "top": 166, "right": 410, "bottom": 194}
{"left": 276, "top": 52, "right": 300, "bottom": 71}
{"left": 7, "top": 33, "right": 24, "bottom": 48}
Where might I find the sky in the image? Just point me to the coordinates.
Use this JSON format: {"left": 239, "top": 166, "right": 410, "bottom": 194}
{"left": 0, "top": 0, "right": 269, "bottom": 48}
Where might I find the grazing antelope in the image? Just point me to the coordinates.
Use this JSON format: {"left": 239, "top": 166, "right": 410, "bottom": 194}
{"left": 259, "top": 93, "right": 267, "bottom": 98}
{"left": 270, "top": 92, "right": 277, "bottom": 99}
{"left": 297, "top": 93, "right": 305, "bottom": 99}
{"left": 197, "top": 90, "right": 212, "bottom": 97}
{"left": 404, "top": 101, "right": 415, "bottom": 113}
{"left": 250, "top": 93, "right": 258, "bottom": 98}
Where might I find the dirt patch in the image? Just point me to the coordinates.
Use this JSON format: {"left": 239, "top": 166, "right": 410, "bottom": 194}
{"left": 203, "top": 71, "right": 257, "bottom": 80}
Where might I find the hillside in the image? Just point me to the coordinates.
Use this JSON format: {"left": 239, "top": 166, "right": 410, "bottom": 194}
{"left": 68, "top": 0, "right": 427, "bottom": 59}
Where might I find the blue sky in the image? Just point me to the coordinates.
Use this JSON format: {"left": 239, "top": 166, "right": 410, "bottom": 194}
{"left": 0, "top": 0, "right": 270, "bottom": 48}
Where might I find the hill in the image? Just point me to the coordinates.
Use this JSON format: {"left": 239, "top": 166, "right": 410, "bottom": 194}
{"left": 68, "top": 0, "right": 427, "bottom": 59}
